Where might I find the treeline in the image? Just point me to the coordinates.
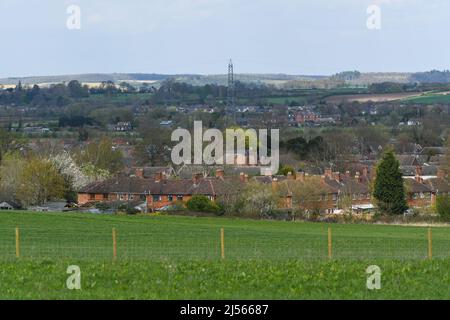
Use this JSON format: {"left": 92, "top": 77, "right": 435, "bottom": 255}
{"left": 410, "top": 70, "right": 450, "bottom": 83}
{"left": 151, "top": 79, "right": 281, "bottom": 105}
{"left": 368, "top": 82, "right": 450, "bottom": 94}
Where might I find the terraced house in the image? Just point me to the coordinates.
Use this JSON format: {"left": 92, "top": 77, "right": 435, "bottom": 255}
{"left": 77, "top": 165, "right": 449, "bottom": 214}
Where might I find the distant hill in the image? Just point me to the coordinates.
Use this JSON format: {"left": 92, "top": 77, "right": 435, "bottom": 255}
{"left": 1, "top": 71, "right": 449, "bottom": 88}
{"left": 0, "top": 73, "right": 325, "bottom": 87}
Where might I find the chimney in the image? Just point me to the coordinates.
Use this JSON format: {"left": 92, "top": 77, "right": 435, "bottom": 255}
{"left": 324, "top": 168, "right": 333, "bottom": 179}
{"left": 272, "top": 177, "right": 278, "bottom": 190}
{"left": 415, "top": 165, "right": 423, "bottom": 177}
{"left": 154, "top": 172, "right": 163, "bottom": 183}
{"left": 239, "top": 172, "right": 245, "bottom": 183}
{"left": 415, "top": 167, "right": 423, "bottom": 183}
{"left": 287, "top": 172, "right": 295, "bottom": 180}
{"left": 437, "top": 168, "right": 446, "bottom": 179}
{"left": 135, "top": 168, "right": 144, "bottom": 179}
{"left": 216, "top": 169, "right": 225, "bottom": 179}
{"left": 193, "top": 173, "right": 202, "bottom": 185}
{"left": 332, "top": 171, "right": 341, "bottom": 182}
{"left": 362, "top": 166, "right": 368, "bottom": 178}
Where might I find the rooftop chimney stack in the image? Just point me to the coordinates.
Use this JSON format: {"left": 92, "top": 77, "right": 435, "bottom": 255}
{"left": 135, "top": 168, "right": 144, "bottom": 179}
{"left": 193, "top": 173, "right": 203, "bottom": 185}
{"left": 216, "top": 169, "right": 225, "bottom": 179}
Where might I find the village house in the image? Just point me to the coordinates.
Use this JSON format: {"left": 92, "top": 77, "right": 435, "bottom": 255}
{"left": 77, "top": 164, "right": 448, "bottom": 214}
{"left": 78, "top": 169, "right": 243, "bottom": 212}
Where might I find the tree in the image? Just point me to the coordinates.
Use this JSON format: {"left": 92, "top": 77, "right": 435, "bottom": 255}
{"left": 74, "top": 137, "right": 123, "bottom": 174}
{"left": 282, "top": 177, "right": 330, "bottom": 214}
{"left": 186, "top": 195, "right": 220, "bottom": 213}
{"left": 436, "top": 195, "right": 450, "bottom": 221}
{"left": 0, "top": 153, "right": 26, "bottom": 202}
{"left": 242, "top": 181, "right": 278, "bottom": 218}
{"left": 17, "top": 157, "right": 65, "bottom": 206}
{"left": 373, "top": 150, "right": 408, "bottom": 215}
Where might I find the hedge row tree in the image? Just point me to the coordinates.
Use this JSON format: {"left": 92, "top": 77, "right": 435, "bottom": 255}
{"left": 373, "top": 149, "right": 408, "bottom": 215}
{"left": 436, "top": 195, "right": 450, "bottom": 221}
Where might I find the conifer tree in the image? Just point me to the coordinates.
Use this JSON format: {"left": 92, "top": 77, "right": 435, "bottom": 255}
{"left": 373, "top": 149, "right": 408, "bottom": 215}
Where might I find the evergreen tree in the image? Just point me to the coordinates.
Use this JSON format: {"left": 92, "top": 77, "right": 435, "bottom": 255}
{"left": 373, "top": 149, "right": 408, "bottom": 215}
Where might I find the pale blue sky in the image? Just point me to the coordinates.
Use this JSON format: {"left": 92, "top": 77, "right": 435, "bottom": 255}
{"left": 0, "top": 0, "right": 449, "bottom": 77}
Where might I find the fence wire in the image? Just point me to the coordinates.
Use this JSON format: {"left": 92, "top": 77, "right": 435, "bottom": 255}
{"left": 0, "top": 226, "right": 448, "bottom": 261}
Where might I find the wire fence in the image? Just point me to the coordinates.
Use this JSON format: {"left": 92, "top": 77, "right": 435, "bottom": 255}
{"left": 0, "top": 226, "right": 449, "bottom": 261}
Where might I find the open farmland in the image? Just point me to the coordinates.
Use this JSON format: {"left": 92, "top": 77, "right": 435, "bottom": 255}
{"left": 325, "top": 92, "right": 424, "bottom": 103}
{"left": 0, "top": 212, "right": 449, "bottom": 299}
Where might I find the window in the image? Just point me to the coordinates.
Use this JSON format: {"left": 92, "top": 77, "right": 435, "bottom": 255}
{"left": 140, "top": 194, "right": 146, "bottom": 201}
{"left": 89, "top": 194, "right": 95, "bottom": 200}
{"left": 119, "top": 194, "right": 124, "bottom": 201}
{"left": 153, "top": 195, "right": 161, "bottom": 202}
{"left": 168, "top": 195, "right": 174, "bottom": 202}
{"left": 332, "top": 194, "right": 337, "bottom": 201}
{"left": 412, "top": 193, "right": 418, "bottom": 200}
{"left": 177, "top": 195, "right": 183, "bottom": 201}
{"left": 129, "top": 194, "right": 134, "bottom": 200}
{"left": 103, "top": 194, "right": 109, "bottom": 200}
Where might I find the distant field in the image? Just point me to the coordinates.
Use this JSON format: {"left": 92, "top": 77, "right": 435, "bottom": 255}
{"left": 325, "top": 92, "right": 423, "bottom": 103}
{"left": 0, "top": 212, "right": 449, "bottom": 299}
{"left": 401, "top": 92, "right": 450, "bottom": 104}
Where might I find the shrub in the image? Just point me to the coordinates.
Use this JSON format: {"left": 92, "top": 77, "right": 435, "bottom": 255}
{"left": 436, "top": 195, "right": 450, "bottom": 221}
{"left": 95, "top": 202, "right": 111, "bottom": 211}
{"left": 186, "top": 195, "right": 220, "bottom": 213}
{"left": 126, "top": 207, "right": 140, "bottom": 215}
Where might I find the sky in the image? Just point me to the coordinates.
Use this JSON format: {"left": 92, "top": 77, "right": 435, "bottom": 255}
{"left": 0, "top": 0, "right": 449, "bottom": 77}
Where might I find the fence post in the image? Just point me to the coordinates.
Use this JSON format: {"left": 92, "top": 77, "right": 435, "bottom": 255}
{"left": 220, "top": 228, "right": 225, "bottom": 260}
{"left": 112, "top": 228, "right": 117, "bottom": 261}
{"left": 428, "top": 227, "right": 432, "bottom": 260}
{"left": 15, "top": 227, "right": 20, "bottom": 258}
{"left": 328, "top": 227, "right": 332, "bottom": 259}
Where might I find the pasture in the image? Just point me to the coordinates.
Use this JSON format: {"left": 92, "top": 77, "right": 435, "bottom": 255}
{"left": 0, "top": 212, "right": 449, "bottom": 299}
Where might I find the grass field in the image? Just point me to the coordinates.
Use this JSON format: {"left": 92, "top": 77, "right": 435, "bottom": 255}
{"left": 0, "top": 212, "right": 449, "bottom": 299}
{"left": 402, "top": 92, "right": 450, "bottom": 104}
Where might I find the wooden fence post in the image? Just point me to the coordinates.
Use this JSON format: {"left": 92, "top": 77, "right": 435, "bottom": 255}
{"left": 112, "top": 228, "right": 117, "bottom": 261}
{"left": 428, "top": 227, "right": 432, "bottom": 260}
{"left": 220, "top": 228, "right": 225, "bottom": 260}
{"left": 328, "top": 227, "right": 332, "bottom": 259}
{"left": 15, "top": 227, "right": 20, "bottom": 258}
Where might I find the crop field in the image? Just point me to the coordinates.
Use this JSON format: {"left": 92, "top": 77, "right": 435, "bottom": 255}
{"left": 0, "top": 212, "right": 449, "bottom": 299}
{"left": 401, "top": 92, "right": 450, "bottom": 104}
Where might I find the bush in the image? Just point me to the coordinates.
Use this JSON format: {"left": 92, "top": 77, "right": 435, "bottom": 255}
{"left": 126, "top": 207, "right": 140, "bottom": 215}
{"left": 95, "top": 202, "right": 111, "bottom": 211}
{"left": 436, "top": 195, "right": 450, "bottom": 221}
{"left": 186, "top": 195, "right": 220, "bottom": 214}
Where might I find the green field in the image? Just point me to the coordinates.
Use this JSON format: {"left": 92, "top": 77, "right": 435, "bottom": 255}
{"left": 402, "top": 93, "right": 450, "bottom": 104}
{"left": 0, "top": 212, "right": 449, "bottom": 299}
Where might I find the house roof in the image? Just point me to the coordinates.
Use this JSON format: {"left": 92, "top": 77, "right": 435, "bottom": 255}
{"left": 79, "top": 175, "right": 244, "bottom": 197}
{"left": 401, "top": 165, "right": 438, "bottom": 176}
{"left": 397, "top": 155, "right": 426, "bottom": 166}
{"left": 404, "top": 179, "right": 433, "bottom": 193}
{"left": 425, "top": 178, "right": 450, "bottom": 193}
